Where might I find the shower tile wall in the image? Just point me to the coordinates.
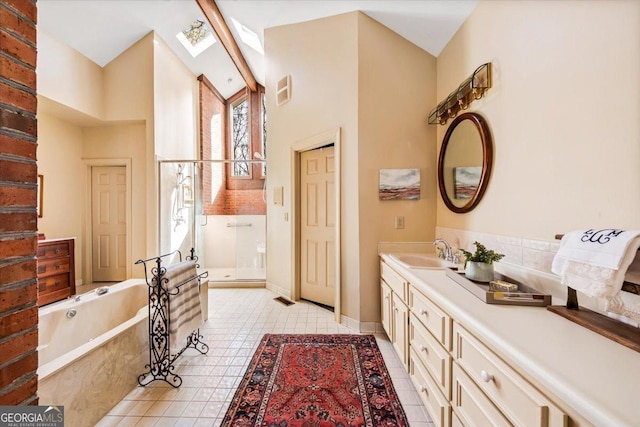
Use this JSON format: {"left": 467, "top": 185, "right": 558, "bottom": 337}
{"left": 202, "top": 215, "right": 266, "bottom": 273}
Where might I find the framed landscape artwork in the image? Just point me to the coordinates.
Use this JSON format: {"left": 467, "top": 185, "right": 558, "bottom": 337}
{"left": 379, "top": 169, "right": 420, "bottom": 200}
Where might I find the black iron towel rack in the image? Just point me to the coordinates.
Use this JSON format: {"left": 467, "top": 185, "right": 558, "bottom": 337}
{"left": 135, "top": 248, "right": 209, "bottom": 388}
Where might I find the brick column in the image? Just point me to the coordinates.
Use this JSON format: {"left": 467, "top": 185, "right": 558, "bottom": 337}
{"left": 0, "top": 0, "right": 39, "bottom": 405}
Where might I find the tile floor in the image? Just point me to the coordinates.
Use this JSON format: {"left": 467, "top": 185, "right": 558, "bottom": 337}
{"left": 96, "top": 288, "right": 434, "bottom": 426}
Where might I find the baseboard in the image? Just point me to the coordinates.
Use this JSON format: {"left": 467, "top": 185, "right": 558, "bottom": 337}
{"left": 208, "top": 281, "right": 265, "bottom": 289}
{"left": 340, "top": 315, "right": 384, "bottom": 333}
{"left": 266, "top": 281, "right": 291, "bottom": 299}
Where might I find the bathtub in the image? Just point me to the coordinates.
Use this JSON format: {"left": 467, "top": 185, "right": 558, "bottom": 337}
{"left": 38, "top": 279, "right": 149, "bottom": 427}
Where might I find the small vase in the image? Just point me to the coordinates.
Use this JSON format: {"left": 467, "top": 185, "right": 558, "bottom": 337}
{"left": 465, "top": 261, "right": 494, "bottom": 282}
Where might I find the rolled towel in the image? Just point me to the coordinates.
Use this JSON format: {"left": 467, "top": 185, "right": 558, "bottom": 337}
{"left": 551, "top": 229, "right": 640, "bottom": 298}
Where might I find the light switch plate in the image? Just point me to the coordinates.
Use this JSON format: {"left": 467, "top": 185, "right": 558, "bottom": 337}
{"left": 395, "top": 216, "right": 405, "bottom": 229}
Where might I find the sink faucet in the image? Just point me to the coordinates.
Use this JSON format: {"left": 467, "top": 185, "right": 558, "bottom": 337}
{"left": 433, "top": 238, "right": 453, "bottom": 262}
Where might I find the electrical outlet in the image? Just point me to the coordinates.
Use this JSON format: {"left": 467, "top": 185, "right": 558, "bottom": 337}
{"left": 395, "top": 216, "right": 405, "bottom": 229}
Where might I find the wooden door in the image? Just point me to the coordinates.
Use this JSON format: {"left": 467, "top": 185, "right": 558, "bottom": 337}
{"left": 300, "top": 146, "right": 335, "bottom": 307}
{"left": 92, "top": 166, "right": 127, "bottom": 281}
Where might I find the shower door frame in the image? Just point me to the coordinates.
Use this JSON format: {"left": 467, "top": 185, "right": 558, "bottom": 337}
{"left": 158, "top": 159, "right": 267, "bottom": 279}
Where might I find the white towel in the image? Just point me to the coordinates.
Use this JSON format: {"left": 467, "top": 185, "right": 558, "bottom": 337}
{"left": 606, "top": 291, "right": 640, "bottom": 327}
{"left": 162, "top": 260, "right": 203, "bottom": 353}
{"left": 551, "top": 229, "right": 640, "bottom": 298}
{"left": 605, "top": 253, "right": 640, "bottom": 326}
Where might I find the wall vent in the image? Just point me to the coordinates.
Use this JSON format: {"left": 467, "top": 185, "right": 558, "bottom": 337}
{"left": 276, "top": 75, "right": 291, "bottom": 106}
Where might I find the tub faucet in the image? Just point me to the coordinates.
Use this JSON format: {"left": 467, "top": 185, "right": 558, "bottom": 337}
{"left": 433, "top": 238, "right": 453, "bottom": 262}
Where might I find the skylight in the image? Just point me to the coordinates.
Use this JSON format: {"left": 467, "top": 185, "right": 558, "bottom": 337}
{"left": 176, "top": 19, "right": 215, "bottom": 58}
{"left": 230, "top": 18, "right": 264, "bottom": 55}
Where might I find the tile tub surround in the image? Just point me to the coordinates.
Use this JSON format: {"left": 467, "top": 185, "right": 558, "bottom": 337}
{"left": 97, "top": 288, "right": 435, "bottom": 427}
{"left": 436, "top": 226, "right": 640, "bottom": 316}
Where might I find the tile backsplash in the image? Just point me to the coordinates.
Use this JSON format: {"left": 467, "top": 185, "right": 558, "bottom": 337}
{"left": 436, "top": 227, "right": 640, "bottom": 325}
{"left": 435, "top": 227, "right": 560, "bottom": 276}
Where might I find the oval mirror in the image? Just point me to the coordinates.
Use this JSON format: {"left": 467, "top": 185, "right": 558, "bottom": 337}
{"left": 437, "top": 112, "right": 493, "bottom": 213}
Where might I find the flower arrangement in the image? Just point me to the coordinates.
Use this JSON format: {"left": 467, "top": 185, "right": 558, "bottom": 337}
{"left": 460, "top": 241, "right": 505, "bottom": 266}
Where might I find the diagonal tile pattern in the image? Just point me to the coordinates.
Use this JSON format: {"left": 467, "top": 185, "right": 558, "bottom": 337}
{"left": 97, "top": 288, "right": 434, "bottom": 426}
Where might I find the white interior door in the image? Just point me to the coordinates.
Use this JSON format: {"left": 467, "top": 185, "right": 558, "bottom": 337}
{"left": 92, "top": 166, "right": 127, "bottom": 281}
{"left": 300, "top": 146, "right": 335, "bottom": 307}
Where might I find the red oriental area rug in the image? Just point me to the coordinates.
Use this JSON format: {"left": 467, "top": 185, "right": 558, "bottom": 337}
{"left": 221, "top": 334, "right": 408, "bottom": 427}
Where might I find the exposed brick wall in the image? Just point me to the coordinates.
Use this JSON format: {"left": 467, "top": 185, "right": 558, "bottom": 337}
{"left": 198, "top": 75, "right": 266, "bottom": 216}
{"left": 0, "top": 0, "right": 39, "bottom": 406}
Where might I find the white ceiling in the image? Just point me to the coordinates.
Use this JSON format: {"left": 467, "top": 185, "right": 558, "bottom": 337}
{"left": 38, "top": 0, "right": 477, "bottom": 99}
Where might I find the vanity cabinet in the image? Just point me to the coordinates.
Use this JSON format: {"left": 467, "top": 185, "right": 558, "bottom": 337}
{"left": 453, "top": 323, "right": 567, "bottom": 427}
{"left": 37, "top": 238, "right": 75, "bottom": 306}
{"left": 380, "top": 257, "right": 568, "bottom": 427}
{"left": 380, "top": 262, "right": 409, "bottom": 369}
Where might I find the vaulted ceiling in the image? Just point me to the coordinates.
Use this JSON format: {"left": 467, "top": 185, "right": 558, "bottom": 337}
{"left": 38, "top": 0, "right": 477, "bottom": 99}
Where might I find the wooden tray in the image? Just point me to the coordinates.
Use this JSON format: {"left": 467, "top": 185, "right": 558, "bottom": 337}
{"left": 445, "top": 268, "right": 551, "bottom": 307}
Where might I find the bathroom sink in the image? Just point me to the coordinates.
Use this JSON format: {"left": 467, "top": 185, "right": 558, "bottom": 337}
{"left": 389, "top": 253, "right": 460, "bottom": 270}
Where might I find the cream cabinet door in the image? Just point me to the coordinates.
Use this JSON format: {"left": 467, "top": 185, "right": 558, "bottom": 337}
{"left": 392, "top": 292, "right": 409, "bottom": 370}
{"left": 381, "top": 280, "right": 392, "bottom": 338}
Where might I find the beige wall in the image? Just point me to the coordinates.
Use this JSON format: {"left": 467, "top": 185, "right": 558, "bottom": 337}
{"left": 37, "top": 30, "right": 190, "bottom": 281}
{"left": 37, "top": 31, "right": 103, "bottom": 119}
{"left": 436, "top": 0, "right": 640, "bottom": 239}
{"left": 82, "top": 124, "right": 147, "bottom": 275}
{"left": 265, "top": 13, "right": 359, "bottom": 315}
{"left": 153, "top": 34, "right": 198, "bottom": 160}
{"left": 102, "top": 33, "right": 157, "bottom": 256}
{"left": 266, "top": 12, "right": 437, "bottom": 323}
{"left": 37, "top": 113, "right": 85, "bottom": 282}
{"left": 152, "top": 34, "right": 199, "bottom": 258}
{"left": 357, "top": 14, "right": 437, "bottom": 322}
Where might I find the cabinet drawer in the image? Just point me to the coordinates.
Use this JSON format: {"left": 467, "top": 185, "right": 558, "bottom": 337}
{"left": 410, "top": 313, "right": 451, "bottom": 398}
{"left": 37, "top": 242, "right": 70, "bottom": 258}
{"left": 453, "top": 323, "right": 567, "bottom": 427}
{"left": 38, "top": 287, "right": 71, "bottom": 306}
{"left": 452, "top": 362, "right": 511, "bottom": 427}
{"left": 38, "top": 273, "right": 71, "bottom": 293}
{"left": 37, "top": 257, "right": 70, "bottom": 276}
{"left": 410, "top": 286, "right": 452, "bottom": 350}
{"left": 410, "top": 348, "right": 451, "bottom": 427}
{"left": 381, "top": 261, "right": 407, "bottom": 300}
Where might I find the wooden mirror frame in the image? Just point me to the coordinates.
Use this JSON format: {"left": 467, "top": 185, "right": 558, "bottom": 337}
{"left": 437, "top": 112, "right": 493, "bottom": 214}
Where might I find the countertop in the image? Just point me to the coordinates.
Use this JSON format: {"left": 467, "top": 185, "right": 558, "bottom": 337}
{"left": 380, "top": 254, "right": 640, "bottom": 427}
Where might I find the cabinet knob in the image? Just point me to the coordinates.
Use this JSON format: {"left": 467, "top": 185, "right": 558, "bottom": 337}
{"left": 54, "top": 249, "right": 60, "bottom": 254}
{"left": 55, "top": 263, "right": 61, "bottom": 269}
{"left": 384, "top": 295, "right": 389, "bottom": 300}
{"left": 480, "top": 370, "right": 494, "bottom": 383}
{"left": 419, "top": 345, "right": 428, "bottom": 353}
{"left": 420, "top": 385, "right": 428, "bottom": 394}
{"left": 420, "top": 309, "right": 428, "bottom": 316}
{"left": 394, "top": 307, "right": 399, "bottom": 312}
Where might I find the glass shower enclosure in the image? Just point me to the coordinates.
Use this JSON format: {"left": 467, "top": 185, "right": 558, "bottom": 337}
{"left": 158, "top": 160, "right": 266, "bottom": 284}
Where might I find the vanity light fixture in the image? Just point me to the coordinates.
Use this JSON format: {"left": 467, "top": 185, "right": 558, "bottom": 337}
{"left": 428, "top": 63, "right": 492, "bottom": 125}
